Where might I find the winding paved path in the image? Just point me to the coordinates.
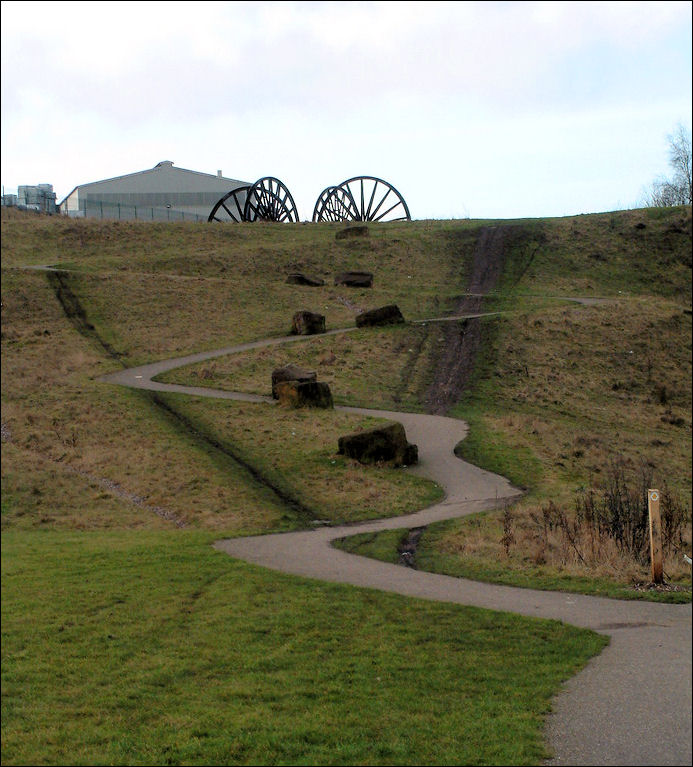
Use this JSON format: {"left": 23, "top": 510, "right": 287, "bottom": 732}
{"left": 101, "top": 321, "right": 692, "bottom": 766}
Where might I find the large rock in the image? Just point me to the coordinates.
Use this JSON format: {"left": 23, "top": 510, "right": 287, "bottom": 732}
{"left": 275, "top": 380, "right": 334, "bottom": 409}
{"left": 291, "top": 310, "right": 326, "bottom": 335}
{"left": 338, "top": 422, "right": 418, "bottom": 467}
{"left": 286, "top": 273, "right": 325, "bottom": 286}
{"left": 336, "top": 225, "right": 369, "bottom": 240}
{"left": 271, "top": 365, "right": 317, "bottom": 398}
{"left": 334, "top": 271, "right": 373, "bottom": 288}
{"left": 355, "top": 304, "right": 405, "bottom": 327}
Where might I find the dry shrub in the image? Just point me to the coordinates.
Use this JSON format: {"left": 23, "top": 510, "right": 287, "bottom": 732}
{"left": 519, "top": 458, "right": 691, "bottom": 582}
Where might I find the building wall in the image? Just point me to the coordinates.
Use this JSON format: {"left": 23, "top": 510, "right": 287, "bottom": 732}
{"left": 61, "top": 161, "right": 250, "bottom": 219}
{"left": 15, "top": 184, "right": 57, "bottom": 213}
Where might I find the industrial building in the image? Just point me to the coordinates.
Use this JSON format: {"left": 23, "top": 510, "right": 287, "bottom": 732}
{"left": 1, "top": 184, "right": 57, "bottom": 213}
{"left": 59, "top": 161, "right": 250, "bottom": 221}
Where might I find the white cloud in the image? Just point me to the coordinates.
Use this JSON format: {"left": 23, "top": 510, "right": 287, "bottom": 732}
{"left": 1, "top": 1, "right": 691, "bottom": 217}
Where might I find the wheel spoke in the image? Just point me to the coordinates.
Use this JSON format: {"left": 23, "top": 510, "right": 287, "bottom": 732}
{"left": 315, "top": 177, "right": 410, "bottom": 223}
{"left": 243, "top": 177, "right": 299, "bottom": 222}
{"left": 364, "top": 181, "right": 379, "bottom": 220}
{"left": 372, "top": 199, "right": 404, "bottom": 222}
{"left": 208, "top": 185, "right": 251, "bottom": 222}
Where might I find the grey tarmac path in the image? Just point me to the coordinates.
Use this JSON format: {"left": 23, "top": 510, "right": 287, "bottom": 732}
{"left": 100, "top": 325, "right": 692, "bottom": 767}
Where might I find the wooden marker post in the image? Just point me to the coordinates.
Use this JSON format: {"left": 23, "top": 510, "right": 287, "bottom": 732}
{"left": 648, "top": 489, "right": 664, "bottom": 584}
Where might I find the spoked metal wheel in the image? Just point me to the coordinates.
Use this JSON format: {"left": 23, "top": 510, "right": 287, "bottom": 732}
{"left": 208, "top": 185, "right": 251, "bottom": 222}
{"left": 243, "top": 177, "right": 300, "bottom": 222}
{"left": 312, "top": 186, "right": 356, "bottom": 222}
{"left": 314, "top": 176, "right": 411, "bottom": 222}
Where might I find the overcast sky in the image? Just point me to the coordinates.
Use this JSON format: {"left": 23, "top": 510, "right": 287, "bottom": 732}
{"left": 1, "top": 0, "right": 691, "bottom": 220}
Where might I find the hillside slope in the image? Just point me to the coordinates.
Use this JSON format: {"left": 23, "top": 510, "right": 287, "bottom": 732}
{"left": 2, "top": 207, "right": 690, "bottom": 539}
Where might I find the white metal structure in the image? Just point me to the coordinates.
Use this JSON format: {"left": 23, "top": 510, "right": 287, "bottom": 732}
{"left": 59, "top": 161, "right": 250, "bottom": 220}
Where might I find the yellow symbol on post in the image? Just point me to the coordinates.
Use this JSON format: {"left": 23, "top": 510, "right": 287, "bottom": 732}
{"left": 649, "top": 490, "right": 659, "bottom": 502}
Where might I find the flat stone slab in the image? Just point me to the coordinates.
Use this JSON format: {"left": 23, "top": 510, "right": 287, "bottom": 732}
{"left": 275, "top": 380, "right": 334, "bottom": 409}
{"left": 291, "top": 310, "right": 326, "bottom": 335}
{"left": 334, "top": 271, "right": 373, "bottom": 288}
{"left": 355, "top": 304, "right": 405, "bottom": 327}
{"left": 336, "top": 225, "right": 369, "bottom": 240}
{"left": 271, "top": 365, "right": 317, "bottom": 398}
{"left": 338, "top": 422, "right": 417, "bottom": 467}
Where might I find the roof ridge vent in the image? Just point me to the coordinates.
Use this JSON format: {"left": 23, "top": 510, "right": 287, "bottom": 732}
{"left": 155, "top": 160, "right": 174, "bottom": 168}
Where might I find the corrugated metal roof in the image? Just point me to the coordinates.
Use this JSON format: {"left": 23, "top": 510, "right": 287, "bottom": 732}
{"left": 58, "top": 162, "right": 250, "bottom": 205}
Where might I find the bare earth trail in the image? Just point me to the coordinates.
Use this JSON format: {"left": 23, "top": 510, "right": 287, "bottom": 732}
{"left": 101, "top": 325, "right": 692, "bottom": 767}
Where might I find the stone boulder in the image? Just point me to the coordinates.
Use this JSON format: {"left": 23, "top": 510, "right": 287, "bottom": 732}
{"left": 336, "top": 225, "right": 369, "bottom": 240}
{"left": 286, "top": 273, "right": 325, "bottom": 286}
{"left": 355, "top": 304, "right": 405, "bottom": 327}
{"left": 271, "top": 364, "right": 317, "bottom": 398}
{"left": 334, "top": 271, "right": 373, "bottom": 288}
{"left": 338, "top": 422, "right": 418, "bottom": 467}
{"left": 275, "top": 380, "right": 334, "bottom": 409}
{"left": 291, "top": 310, "right": 326, "bottom": 335}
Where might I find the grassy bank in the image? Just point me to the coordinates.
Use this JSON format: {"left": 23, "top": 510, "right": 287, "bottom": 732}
{"left": 2, "top": 207, "right": 689, "bottom": 764}
{"left": 1, "top": 530, "right": 606, "bottom": 766}
{"left": 334, "top": 207, "right": 692, "bottom": 600}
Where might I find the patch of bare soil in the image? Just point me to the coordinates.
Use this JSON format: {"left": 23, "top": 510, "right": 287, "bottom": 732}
{"left": 397, "top": 526, "right": 427, "bottom": 568}
{"left": 423, "top": 225, "right": 523, "bottom": 415}
{"left": 397, "top": 227, "right": 529, "bottom": 563}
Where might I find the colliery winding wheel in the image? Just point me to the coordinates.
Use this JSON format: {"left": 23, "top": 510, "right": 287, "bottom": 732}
{"left": 312, "top": 176, "right": 411, "bottom": 223}
{"left": 208, "top": 177, "right": 299, "bottom": 223}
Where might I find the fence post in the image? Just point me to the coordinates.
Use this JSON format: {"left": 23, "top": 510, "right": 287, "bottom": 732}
{"left": 648, "top": 489, "right": 664, "bottom": 584}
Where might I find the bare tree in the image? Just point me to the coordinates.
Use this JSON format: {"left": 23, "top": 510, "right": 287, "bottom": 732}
{"left": 645, "top": 123, "right": 692, "bottom": 207}
{"left": 668, "top": 122, "right": 692, "bottom": 203}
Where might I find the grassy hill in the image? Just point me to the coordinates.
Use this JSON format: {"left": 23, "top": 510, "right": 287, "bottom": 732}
{"left": 1, "top": 205, "right": 690, "bottom": 765}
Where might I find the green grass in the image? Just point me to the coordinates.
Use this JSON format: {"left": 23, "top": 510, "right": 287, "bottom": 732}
{"left": 152, "top": 392, "right": 444, "bottom": 525}
{"left": 1, "top": 214, "right": 480, "bottom": 364}
{"left": 333, "top": 529, "right": 407, "bottom": 565}
{"left": 155, "top": 322, "right": 450, "bottom": 412}
{"left": 1, "top": 529, "right": 607, "bottom": 766}
{"left": 333, "top": 207, "right": 692, "bottom": 602}
{"left": 498, "top": 208, "right": 692, "bottom": 300}
{"left": 333, "top": 522, "right": 692, "bottom": 604}
{"left": 2, "top": 206, "right": 690, "bottom": 764}
{"left": 440, "top": 213, "right": 692, "bottom": 593}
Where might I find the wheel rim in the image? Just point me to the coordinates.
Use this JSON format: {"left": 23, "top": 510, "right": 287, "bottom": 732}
{"left": 244, "top": 177, "right": 300, "bottom": 222}
{"left": 326, "top": 176, "right": 411, "bottom": 222}
{"left": 208, "top": 186, "right": 251, "bottom": 222}
{"left": 312, "top": 186, "right": 358, "bottom": 222}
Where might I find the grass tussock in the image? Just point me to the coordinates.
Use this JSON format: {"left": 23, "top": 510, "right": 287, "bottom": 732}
{"left": 428, "top": 464, "right": 691, "bottom": 600}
